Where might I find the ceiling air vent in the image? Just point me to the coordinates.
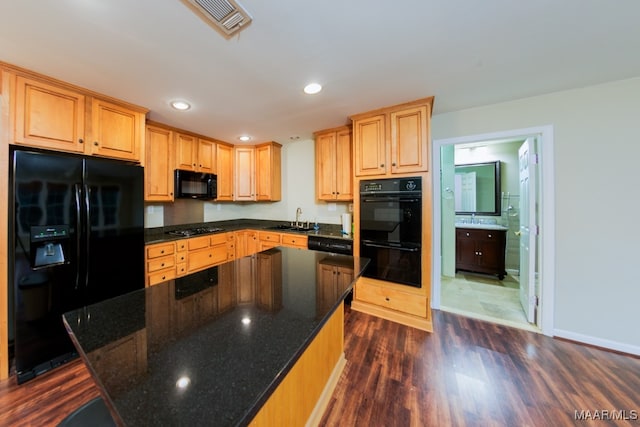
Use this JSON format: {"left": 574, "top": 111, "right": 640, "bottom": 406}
{"left": 182, "top": 0, "right": 253, "bottom": 37}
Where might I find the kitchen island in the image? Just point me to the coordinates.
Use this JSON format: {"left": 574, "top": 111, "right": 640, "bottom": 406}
{"left": 63, "top": 247, "right": 368, "bottom": 426}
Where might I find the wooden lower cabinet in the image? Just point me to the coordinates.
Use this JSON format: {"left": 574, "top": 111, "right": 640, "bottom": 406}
{"left": 249, "top": 303, "right": 345, "bottom": 427}
{"left": 258, "top": 231, "right": 281, "bottom": 251}
{"left": 145, "top": 242, "right": 176, "bottom": 287}
{"left": 352, "top": 276, "right": 432, "bottom": 332}
{"left": 317, "top": 260, "right": 353, "bottom": 315}
{"left": 455, "top": 228, "right": 506, "bottom": 279}
{"left": 280, "top": 233, "right": 307, "bottom": 249}
{"left": 88, "top": 329, "right": 147, "bottom": 396}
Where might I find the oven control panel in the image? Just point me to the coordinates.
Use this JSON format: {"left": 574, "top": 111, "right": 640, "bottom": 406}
{"left": 360, "top": 177, "right": 422, "bottom": 194}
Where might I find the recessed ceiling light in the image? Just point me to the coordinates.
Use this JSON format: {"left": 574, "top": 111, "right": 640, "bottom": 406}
{"left": 170, "top": 100, "right": 191, "bottom": 111}
{"left": 238, "top": 135, "right": 251, "bottom": 142}
{"left": 303, "top": 83, "right": 322, "bottom": 95}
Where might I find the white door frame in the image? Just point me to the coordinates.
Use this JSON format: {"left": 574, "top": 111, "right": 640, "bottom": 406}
{"left": 432, "top": 125, "right": 555, "bottom": 336}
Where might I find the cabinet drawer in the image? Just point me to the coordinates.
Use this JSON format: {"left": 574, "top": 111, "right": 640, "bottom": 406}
{"left": 356, "top": 283, "right": 427, "bottom": 317}
{"left": 176, "top": 252, "right": 187, "bottom": 264}
{"left": 175, "top": 240, "right": 188, "bottom": 252}
{"left": 148, "top": 268, "right": 176, "bottom": 286}
{"left": 188, "top": 248, "right": 215, "bottom": 272}
{"left": 210, "top": 233, "right": 228, "bottom": 246}
{"left": 259, "top": 231, "right": 281, "bottom": 243}
{"left": 176, "top": 263, "right": 187, "bottom": 277}
{"left": 188, "top": 236, "right": 210, "bottom": 250}
{"left": 147, "top": 255, "right": 175, "bottom": 273}
{"left": 146, "top": 242, "right": 175, "bottom": 259}
{"left": 281, "top": 234, "right": 308, "bottom": 248}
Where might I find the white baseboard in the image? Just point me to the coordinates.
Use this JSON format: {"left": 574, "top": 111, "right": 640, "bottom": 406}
{"left": 553, "top": 329, "right": 640, "bottom": 356}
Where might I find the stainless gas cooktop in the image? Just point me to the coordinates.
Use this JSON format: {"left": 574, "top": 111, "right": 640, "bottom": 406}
{"left": 165, "top": 227, "right": 224, "bottom": 237}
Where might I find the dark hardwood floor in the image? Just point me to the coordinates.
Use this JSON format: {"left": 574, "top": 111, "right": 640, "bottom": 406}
{"left": 1, "top": 307, "right": 638, "bottom": 426}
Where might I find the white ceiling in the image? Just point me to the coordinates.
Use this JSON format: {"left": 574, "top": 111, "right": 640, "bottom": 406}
{"left": 1, "top": 0, "right": 640, "bottom": 144}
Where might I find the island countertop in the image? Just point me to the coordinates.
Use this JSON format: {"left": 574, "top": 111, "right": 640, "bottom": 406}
{"left": 63, "top": 247, "right": 368, "bottom": 426}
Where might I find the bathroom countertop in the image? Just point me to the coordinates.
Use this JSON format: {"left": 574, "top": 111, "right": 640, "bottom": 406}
{"left": 455, "top": 223, "right": 509, "bottom": 231}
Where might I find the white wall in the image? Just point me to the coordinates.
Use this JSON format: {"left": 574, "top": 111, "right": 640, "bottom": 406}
{"left": 432, "top": 76, "right": 640, "bottom": 350}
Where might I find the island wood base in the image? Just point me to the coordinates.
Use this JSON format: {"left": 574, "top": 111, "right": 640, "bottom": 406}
{"left": 351, "top": 299, "right": 433, "bottom": 332}
{"left": 249, "top": 302, "right": 345, "bottom": 426}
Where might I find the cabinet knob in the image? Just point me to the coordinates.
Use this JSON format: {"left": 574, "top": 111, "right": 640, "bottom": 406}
{"left": 161, "top": 263, "right": 165, "bottom": 267}
{"left": 93, "top": 141, "right": 99, "bottom": 146}
{"left": 209, "top": 254, "right": 212, "bottom": 257}
{"left": 161, "top": 250, "right": 165, "bottom": 254}
{"left": 488, "top": 234, "right": 492, "bottom": 238}
{"left": 466, "top": 233, "right": 470, "bottom": 237}
{"left": 380, "top": 164, "right": 384, "bottom": 167}
{"left": 162, "top": 275, "right": 166, "bottom": 280}
{"left": 478, "top": 252, "right": 482, "bottom": 256}
{"left": 385, "top": 297, "right": 390, "bottom": 301}
{"left": 392, "top": 162, "right": 396, "bottom": 166}
{"left": 78, "top": 138, "right": 84, "bottom": 144}
{"left": 336, "top": 192, "right": 340, "bottom": 194}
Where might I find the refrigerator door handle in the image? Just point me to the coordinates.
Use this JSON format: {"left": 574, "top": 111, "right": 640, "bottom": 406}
{"left": 84, "top": 184, "right": 91, "bottom": 288}
{"left": 74, "top": 184, "right": 82, "bottom": 290}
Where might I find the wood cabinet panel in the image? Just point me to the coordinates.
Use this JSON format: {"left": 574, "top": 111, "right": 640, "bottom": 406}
{"left": 89, "top": 98, "right": 143, "bottom": 162}
{"left": 234, "top": 146, "right": 255, "bottom": 201}
{"left": 355, "top": 281, "right": 427, "bottom": 317}
{"left": 390, "top": 105, "right": 429, "bottom": 174}
{"left": 281, "top": 234, "right": 307, "bottom": 249}
{"left": 216, "top": 143, "right": 234, "bottom": 201}
{"left": 353, "top": 115, "right": 386, "bottom": 177}
{"left": 198, "top": 138, "right": 216, "bottom": 174}
{"left": 315, "top": 126, "right": 352, "bottom": 200}
{"left": 175, "top": 132, "right": 197, "bottom": 171}
{"left": 255, "top": 142, "right": 282, "bottom": 201}
{"left": 145, "top": 125, "right": 174, "bottom": 201}
{"left": 14, "top": 75, "right": 85, "bottom": 152}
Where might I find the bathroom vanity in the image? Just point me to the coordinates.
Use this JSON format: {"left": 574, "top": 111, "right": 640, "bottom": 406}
{"left": 455, "top": 225, "right": 507, "bottom": 280}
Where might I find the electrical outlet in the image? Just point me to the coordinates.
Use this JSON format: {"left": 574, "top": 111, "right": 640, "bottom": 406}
{"left": 348, "top": 203, "right": 353, "bottom": 212}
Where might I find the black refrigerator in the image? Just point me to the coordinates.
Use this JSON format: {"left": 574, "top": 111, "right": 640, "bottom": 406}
{"left": 9, "top": 148, "right": 145, "bottom": 384}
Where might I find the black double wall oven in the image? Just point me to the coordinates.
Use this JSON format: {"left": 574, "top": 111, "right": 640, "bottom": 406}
{"left": 359, "top": 177, "right": 422, "bottom": 288}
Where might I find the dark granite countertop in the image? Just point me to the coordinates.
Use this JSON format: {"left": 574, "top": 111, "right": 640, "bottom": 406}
{"left": 63, "top": 248, "right": 368, "bottom": 426}
{"left": 144, "top": 219, "right": 353, "bottom": 244}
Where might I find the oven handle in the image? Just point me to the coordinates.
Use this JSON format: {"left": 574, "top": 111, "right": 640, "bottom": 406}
{"left": 361, "top": 198, "right": 421, "bottom": 203}
{"left": 361, "top": 240, "right": 421, "bottom": 252}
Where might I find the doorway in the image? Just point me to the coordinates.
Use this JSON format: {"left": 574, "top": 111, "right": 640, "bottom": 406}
{"left": 432, "top": 126, "right": 555, "bottom": 336}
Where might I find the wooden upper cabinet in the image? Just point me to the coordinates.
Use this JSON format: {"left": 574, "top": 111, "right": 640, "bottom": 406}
{"left": 390, "top": 105, "right": 429, "bottom": 174}
{"left": 14, "top": 75, "right": 86, "bottom": 153}
{"left": 175, "top": 133, "right": 216, "bottom": 174}
{"left": 216, "top": 143, "right": 234, "bottom": 201}
{"left": 13, "top": 73, "right": 146, "bottom": 163}
{"left": 255, "top": 141, "right": 282, "bottom": 201}
{"left": 353, "top": 115, "right": 386, "bottom": 177}
{"left": 351, "top": 97, "right": 432, "bottom": 177}
{"left": 198, "top": 138, "right": 216, "bottom": 174}
{"left": 315, "top": 126, "right": 352, "bottom": 201}
{"left": 234, "top": 146, "right": 255, "bottom": 201}
{"left": 89, "top": 98, "right": 144, "bottom": 162}
{"left": 175, "top": 132, "right": 197, "bottom": 171}
{"left": 145, "top": 124, "right": 174, "bottom": 202}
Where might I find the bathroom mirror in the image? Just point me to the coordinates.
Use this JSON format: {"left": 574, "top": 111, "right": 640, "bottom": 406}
{"left": 454, "top": 161, "right": 501, "bottom": 215}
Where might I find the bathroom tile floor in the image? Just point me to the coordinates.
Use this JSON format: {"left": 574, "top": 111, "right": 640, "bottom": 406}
{"left": 440, "top": 272, "right": 540, "bottom": 332}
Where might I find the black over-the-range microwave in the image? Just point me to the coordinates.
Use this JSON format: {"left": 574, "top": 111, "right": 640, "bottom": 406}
{"left": 174, "top": 169, "right": 217, "bottom": 200}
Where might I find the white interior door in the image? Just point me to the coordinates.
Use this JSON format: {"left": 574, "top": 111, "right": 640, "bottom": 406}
{"left": 518, "top": 138, "right": 537, "bottom": 323}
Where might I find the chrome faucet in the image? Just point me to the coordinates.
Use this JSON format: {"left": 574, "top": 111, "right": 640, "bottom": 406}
{"left": 295, "top": 207, "right": 302, "bottom": 228}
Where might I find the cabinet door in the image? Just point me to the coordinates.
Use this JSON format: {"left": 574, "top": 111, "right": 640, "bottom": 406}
{"left": 315, "top": 132, "right": 337, "bottom": 200}
{"left": 255, "top": 142, "right": 281, "bottom": 201}
{"left": 353, "top": 114, "right": 386, "bottom": 176}
{"left": 14, "top": 75, "right": 86, "bottom": 153}
{"left": 234, "top": 146, "right": 255, "bottom": 201}
{"left": 455, "top": 229, "right": 477, "bottom": 269}
{"left": 216, "top": 143, "right": 234, "bottom": 201}
{"left": 316, "top": 264, "right": 338, "bottom": 313}
{"left": 335, "top": 129, "right": 353, "bottom": 200}
{"left": 390, "top": 105, "right": 429, "bottom": 174}
{"left": 198, "top": 138, "right": 216, "bottom": 173}
{"left": 145, "top": 125, "right": 174, "bottom": 201}
{"left": 175, "top": 133, "right": 197, "bottom": 171}
{"left": 90, "top": 98, "right": 143, "bottom": 162}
